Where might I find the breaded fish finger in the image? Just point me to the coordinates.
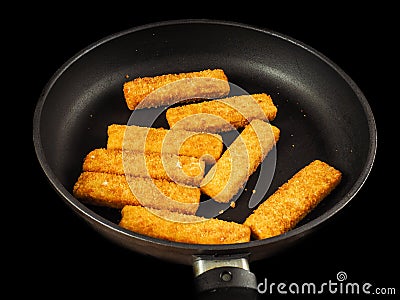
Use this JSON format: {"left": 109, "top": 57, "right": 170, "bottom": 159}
{"left": 244, "top": 160, "right": 342, "bottom": 239}
{"left": 119, "top": 205, "right": 251, "bottom": 244}
{"left": 166, "top": 93, "right": 278, "bottom": 133}
{"left": 123, "top": 69, "right": 230, "bottom": 110}
{"left": 107, "top": 124, "right": 223, "bottom": 163}
{"left": 200, "top": 120, "right": 280, "bottom": 203}
{"left": 73, "top": 171, "right": 200, "bottom": 214}
{"left": 82, "top": 148, "right": 205, "bottom": 186}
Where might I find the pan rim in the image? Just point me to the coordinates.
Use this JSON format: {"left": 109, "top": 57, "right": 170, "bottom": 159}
{"left": 33, "top": 18, "right": 377, "bottom": 257}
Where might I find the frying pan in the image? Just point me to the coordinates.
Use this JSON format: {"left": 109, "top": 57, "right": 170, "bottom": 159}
{"left": 33, "top": 19, "right": 376, "bottom": 297}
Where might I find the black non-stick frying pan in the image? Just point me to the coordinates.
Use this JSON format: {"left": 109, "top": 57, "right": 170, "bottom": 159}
{"left": 33, "top": 19, "right": 376, "bottom": 298}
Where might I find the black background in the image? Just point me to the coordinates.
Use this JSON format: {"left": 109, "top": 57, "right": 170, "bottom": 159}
{"left": 29, "top": 6, "right": 396, "bottom": 299}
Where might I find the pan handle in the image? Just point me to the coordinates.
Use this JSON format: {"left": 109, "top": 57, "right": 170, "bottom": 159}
{"left": 193, "top": 254, "right": 259, "bottom": 299}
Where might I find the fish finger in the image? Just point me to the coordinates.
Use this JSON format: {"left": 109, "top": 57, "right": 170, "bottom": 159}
{"left": 82, "top": 148, "right": 205, "bottom": 186}
{"left": 73, "top": 171, "right": 200, "bottom": 214}
{"left": 106, "top": 124, "right": 223, "bottom": 163}
{"left": 123, "top": 69, "right": 230, "bottom": 110}
{"left": 200, "top": 120, "right": 280, "bottom": 203}
{"left": 166, "top": 93, "right": 277, "bottom": 133}
{"left": 244, "top": 159, "right": 342, "bottom": 239}
{"left": 119, "top": 205, "right": 251, "bottom": 244}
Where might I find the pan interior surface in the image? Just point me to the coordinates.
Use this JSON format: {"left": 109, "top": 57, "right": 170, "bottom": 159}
{"left": 34, "top": 20, "right": 376, "bottom": 264}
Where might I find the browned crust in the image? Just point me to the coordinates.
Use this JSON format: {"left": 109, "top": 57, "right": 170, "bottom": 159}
{"left": 166, "top": 93, "right": 278, "bottom": 132}
{"left": 123, "top": 69, "right": 230, "bottom": 110}
{"left": 106, "top": 124, "right": 223, "bottom": 163}
{"left": 244, "top": 160, "right": 342, "bottom": 239}
{"left": 119, "top": 205, "right": 251, "bottom": 244}
{"left": 72, "top": 171, "right": 200, "bottom": 214}
{"left": 82, "top": 148, "right": 205, "bottom": 186}
{"left": 200, "top": 120, "right": 280, "bottom": 203}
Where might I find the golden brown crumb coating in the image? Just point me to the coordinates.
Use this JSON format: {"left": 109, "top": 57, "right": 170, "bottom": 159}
{"left": 106, "top": 124, "right": 223, "bottom": 164}
{"left": 244, "top": 160, "right": 342, "bottom": 239}
{"left": 166, "top": 93, "right": 278, "bottom": 133}
{"left": 119, "top": 205, "right": 251, "bottom": 244}
{"left": 72, "top": 171, "right": 200, "bottom": 214}
{"left": 82, "top": 148, "right": 205, "bottom": 186}
{"left": 200, "top": 120, "right": 280, "bottom": 203}
{"left": 123, "top": 69, "right": 230, "bottom": 110}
